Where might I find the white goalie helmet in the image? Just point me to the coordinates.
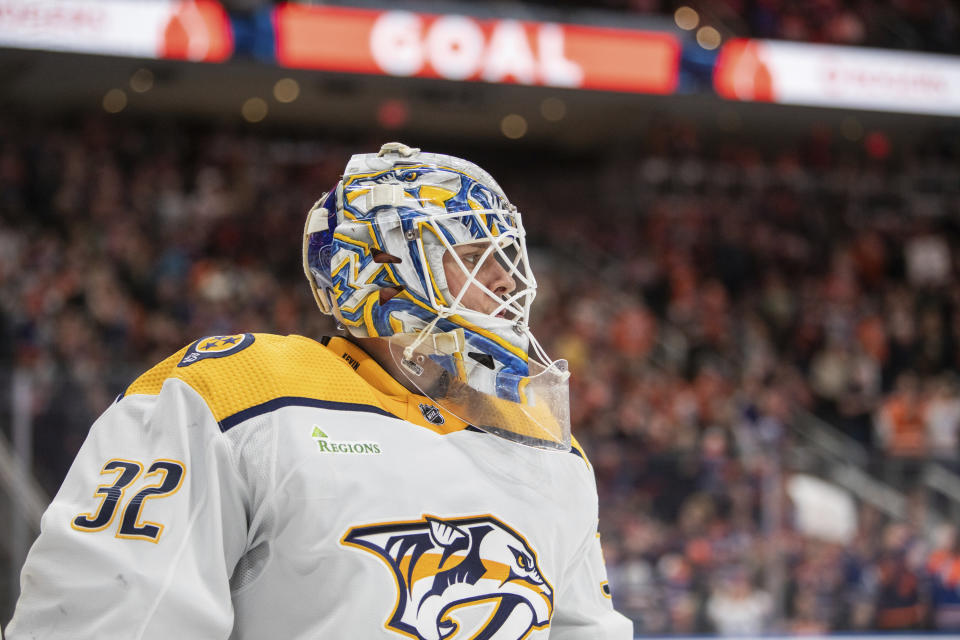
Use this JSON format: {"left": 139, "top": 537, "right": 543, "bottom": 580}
{"left": 303, "top": 142, "right": 570, "bottom": 450}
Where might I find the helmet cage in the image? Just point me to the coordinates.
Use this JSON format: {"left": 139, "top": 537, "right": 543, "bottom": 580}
{"left": 326, "top": 203, "right": 536, "bottom": 395}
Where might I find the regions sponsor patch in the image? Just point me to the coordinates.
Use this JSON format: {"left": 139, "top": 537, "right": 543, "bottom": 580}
{"left": 310, "top": 425, "right": 381, "bottom": 455}
{"left": 177, "top": 334, "right": 255, "bottom": 367}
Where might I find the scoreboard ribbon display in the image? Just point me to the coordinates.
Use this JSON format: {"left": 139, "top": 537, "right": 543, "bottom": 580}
{"left": 0, "top": 0, "right": 233, "bottom": 62}
{"left": 274, "top": 4, "right": 681, "bottom": 95}
{"left": 3, "top": 0, "right": 959, "bottom": 114}
{"left": 714, "top": 38, "right": 960, "bottom": 116}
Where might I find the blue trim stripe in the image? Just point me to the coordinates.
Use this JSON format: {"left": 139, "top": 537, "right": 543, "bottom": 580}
{"left": 465, "top": 425, "right": 584, "bottom": 459}
{"left": 219, "top": 396, "right": 395, "bottom": 432}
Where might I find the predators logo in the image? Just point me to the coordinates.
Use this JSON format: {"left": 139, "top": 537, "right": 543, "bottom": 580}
{"left": 177, "top": 333, "right": 254, "bottom": 367}
{"left": 342, "top": 515, "right": 553, "bottom": 640}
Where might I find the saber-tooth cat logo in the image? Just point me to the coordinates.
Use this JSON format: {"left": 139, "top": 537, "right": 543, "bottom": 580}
{"left": 342, "top": 515, "right": 553, "bottom": 640}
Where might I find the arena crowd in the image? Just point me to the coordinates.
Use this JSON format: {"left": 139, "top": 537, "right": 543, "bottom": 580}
{"left": 1, "top": 114, "right": 959, "bottom": 634}
{"left": 531, "top": 0, "right": 960, "bottom": 54}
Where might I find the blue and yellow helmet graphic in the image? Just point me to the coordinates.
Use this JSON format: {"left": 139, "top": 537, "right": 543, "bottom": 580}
{"left": 303, "top": 143, "right": 571, "bottom": 450}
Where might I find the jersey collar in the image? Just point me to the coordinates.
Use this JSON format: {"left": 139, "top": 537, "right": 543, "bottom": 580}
{"left": 324, "top": 336, "right": 468, "bottom": 434}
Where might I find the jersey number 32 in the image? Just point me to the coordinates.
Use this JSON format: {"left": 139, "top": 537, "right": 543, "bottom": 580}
{"left": 72, "top": 458, "right": 186, "bottom": 543}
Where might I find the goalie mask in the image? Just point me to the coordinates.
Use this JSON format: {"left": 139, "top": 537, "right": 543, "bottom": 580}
{"left": 303, "top": 142, "right": 570, "bottom": 450}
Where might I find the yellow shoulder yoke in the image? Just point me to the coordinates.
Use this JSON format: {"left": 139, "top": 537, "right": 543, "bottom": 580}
{"left": 123, "top": 334, "right": 382, "bottom": 428}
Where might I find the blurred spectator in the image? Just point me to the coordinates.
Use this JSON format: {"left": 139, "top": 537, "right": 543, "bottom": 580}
{"left": 925, "top": 375, "right": 960, "bottom": 459}
{"left": 906, "top": 233, "right": 952, "bottom": 288}
{"left": 872, "top": 548, "right": 925, "bottom": 630}
{"left": 3, "top": 112, "right": 960, "bottom": 635}
{"left": 875, "top": 372, "right": 927, "bottom": 458}
{"left": 706, "top": 569, "right": 773, "bottom": 635}
{"left": 927, "top": 524, "right": 960, "bottom": 630}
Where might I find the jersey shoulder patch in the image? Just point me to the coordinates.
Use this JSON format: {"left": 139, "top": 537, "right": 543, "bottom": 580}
{"left": 122, "top": 334, "right": 384, "bottom": 430}
{"left": 177, "top": 333, "right": 256, "bottom": 367}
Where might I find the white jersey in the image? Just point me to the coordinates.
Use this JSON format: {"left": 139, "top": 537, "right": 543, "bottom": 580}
{"left": 8, "top": 334, "right": 632, "bottom": 640}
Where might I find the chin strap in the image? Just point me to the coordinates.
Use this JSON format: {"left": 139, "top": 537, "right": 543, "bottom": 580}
{"left": 402, "top": 313, "right": 445, "bottom": 366}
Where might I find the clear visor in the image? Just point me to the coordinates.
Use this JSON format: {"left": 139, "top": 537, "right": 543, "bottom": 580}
{"left": 386, "top": 331, "right": 572, "bottom": 451}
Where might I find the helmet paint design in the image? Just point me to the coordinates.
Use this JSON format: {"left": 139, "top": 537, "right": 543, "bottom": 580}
{"left": 304, "top": 143, "right": 570, "bottom": 449}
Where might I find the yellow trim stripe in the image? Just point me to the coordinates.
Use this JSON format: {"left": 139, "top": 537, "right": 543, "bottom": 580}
{"left": 388, "top": 314, "right": 404, "bottom": 334}
{"left": 346, "top": 188, "right": 369, "bottom": 203}
{"left": 516, "top": 376, "right": 531, "bottom": 405}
